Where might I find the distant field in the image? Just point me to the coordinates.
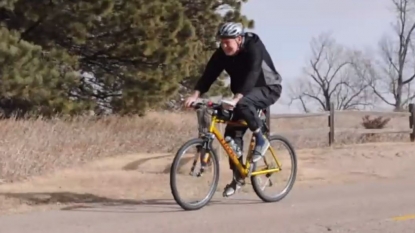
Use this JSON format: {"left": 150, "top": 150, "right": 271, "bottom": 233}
{"left": 0, "top": 110, "right": 412, "bottom": 183}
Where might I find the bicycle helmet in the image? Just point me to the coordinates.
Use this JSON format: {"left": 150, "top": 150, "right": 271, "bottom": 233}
{"left": 217, "top": 22, "right": 244, "bottom": 39}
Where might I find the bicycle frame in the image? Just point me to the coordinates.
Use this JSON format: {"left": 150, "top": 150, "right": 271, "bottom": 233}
{"left": 207, "top": 113, "right": 283, "bottom": 179}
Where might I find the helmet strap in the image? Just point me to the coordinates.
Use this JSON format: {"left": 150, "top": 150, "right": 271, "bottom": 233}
{"left": 239, "top": 34, "right": 245, "bottom": 49}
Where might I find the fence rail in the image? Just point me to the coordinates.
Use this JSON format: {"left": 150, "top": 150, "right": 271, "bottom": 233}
{"left": 213, "top": 103, "right": 415, "bottom": 159}
{"left": 270, "top": 103, "right": 415, "bottom": 146}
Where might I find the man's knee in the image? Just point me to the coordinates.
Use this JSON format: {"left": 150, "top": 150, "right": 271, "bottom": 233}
{"left": 269, "top": 84, "right": 282, "bottom": 104}
{"left": 234, "top": 98, "right": 253, "bottom": 118}
{"left": 235, "top": 97, "right": 251, "bottom": 110}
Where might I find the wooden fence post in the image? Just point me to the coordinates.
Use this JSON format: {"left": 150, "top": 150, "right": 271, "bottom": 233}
{"left": 328, "top": 102, "right": 335, "bottom": 146}
{"left": 409, "top": 103, "right": 415, "bottom": 142}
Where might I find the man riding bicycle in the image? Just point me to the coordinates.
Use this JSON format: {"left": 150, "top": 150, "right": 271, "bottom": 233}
{"left": 184, "top": 22, "right": 282, "bottom": 197}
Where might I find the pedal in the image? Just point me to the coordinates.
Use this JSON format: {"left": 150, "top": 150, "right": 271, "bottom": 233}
{"left": 222, "top": 185, "right": 238, "bottom": 198}
{"left": 222, "top": 179, "right": 245, "bottom": 197}
{"left": 222, "top": 184, "right": 230, "bottom": 197}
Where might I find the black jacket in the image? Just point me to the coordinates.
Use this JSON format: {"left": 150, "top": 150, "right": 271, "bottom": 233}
{"left": 194, "top": 32, "right": 282, "bottom": 96}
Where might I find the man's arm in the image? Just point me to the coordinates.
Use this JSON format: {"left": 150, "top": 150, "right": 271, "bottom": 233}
{"left": 235, "top": 43, "right": 262, "bottom": 97}
{"left": 193, "top": 49, "right": 224, "bottom": 97}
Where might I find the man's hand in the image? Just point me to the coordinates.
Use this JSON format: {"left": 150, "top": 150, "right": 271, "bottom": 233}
{"left": 184, "top": 91, "right": 200, "bottom": 108}
{"left": 233, "top": 93, "right": 243, "bottom": 102}
{"left": 222, "top": 94, "right": 243, "bottom": 110}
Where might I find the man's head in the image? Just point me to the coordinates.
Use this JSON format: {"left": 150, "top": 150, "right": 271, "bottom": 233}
{"left": 217, "top": 22, "right": 244, "bottom": 56}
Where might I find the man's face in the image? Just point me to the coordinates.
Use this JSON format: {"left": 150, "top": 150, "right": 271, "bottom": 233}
{"left": 219, "top": 36, "right": 242, "bottom": 56}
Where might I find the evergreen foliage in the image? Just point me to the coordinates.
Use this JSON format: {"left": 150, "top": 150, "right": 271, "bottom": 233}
{"left": 0, "top": 0, "right": 253, "bottom": 116}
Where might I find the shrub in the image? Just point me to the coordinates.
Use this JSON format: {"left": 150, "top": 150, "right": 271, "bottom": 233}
{"left": 361, "top": 115, "right": 391, "bottom": 129}
{"left": 360, "top": 115, "right": 391, "bottom": 142}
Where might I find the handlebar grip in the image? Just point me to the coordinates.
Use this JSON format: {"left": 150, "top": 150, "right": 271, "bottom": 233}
{"left": 190, "top": 100, "right": 217, "bottom": 109}
{"left": 190, "top": 102, "right": 203, "bottom": 109}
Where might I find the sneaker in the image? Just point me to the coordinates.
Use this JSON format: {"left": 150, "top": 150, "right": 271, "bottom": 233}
{"left": 251, "top": 138, "right": 270, "bottom": 163}
{"left": 223, "top": 175, "right": 245, "bottom": 197}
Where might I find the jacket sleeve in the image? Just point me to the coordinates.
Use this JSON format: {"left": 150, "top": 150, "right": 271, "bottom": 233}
{"left": 236, "top": 43, "right": 263, "bottom": 95}
{"left": 193, "top": 49, "right": 224, "bottom": 95}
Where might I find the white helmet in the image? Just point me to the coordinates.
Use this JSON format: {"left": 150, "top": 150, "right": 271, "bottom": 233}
{"left": 217, "top": 22, "right": 244, "bottom": 38}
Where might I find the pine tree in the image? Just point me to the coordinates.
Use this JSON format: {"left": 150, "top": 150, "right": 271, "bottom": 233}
{"left": 1, "top": 0, "right": 200, "bottom": 115}
{"left": 0, "top": 0, "right": 254, "bottom": 116}
{"left": 0, "top": 26, "right": 93, "bottom": 118}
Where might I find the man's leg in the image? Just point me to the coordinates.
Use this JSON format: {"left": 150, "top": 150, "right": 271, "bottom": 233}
{"left": 234, "top": 85, "right": 282, "bottom": 163}
{"left": 223, "top": 115, "right": 248, "bottom": 197}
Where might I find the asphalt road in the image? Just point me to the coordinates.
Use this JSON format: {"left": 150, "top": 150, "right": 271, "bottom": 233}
{"left": 0, "top": 178, "right": 414, "bottom": 233}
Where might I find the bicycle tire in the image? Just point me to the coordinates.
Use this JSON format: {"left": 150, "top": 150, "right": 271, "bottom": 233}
{"left": 250, "top": 134, "right": 297, "bottom": 202}
{"left": 170, "top": 138, "right": 220, "bottom": 211}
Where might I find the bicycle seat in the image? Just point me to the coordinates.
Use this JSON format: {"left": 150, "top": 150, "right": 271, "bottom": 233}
{"left": 225, "top": 108, "right": 267, "bottom": 125}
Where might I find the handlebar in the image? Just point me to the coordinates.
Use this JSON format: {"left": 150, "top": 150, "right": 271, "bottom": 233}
{"left": 188, "top": 98, "right": 267, "bottom": 119}
{"left": 189, "top": 99, "right": 222, "bottom": 110}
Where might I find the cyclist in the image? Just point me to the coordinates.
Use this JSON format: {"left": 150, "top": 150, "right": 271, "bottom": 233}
{"left": 184, "top": 22, "right": 282, "bottom": 197}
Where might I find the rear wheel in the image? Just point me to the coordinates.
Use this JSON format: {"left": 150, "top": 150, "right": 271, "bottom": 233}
{"left": 170, "top": 138, "right": 220, "bottom": 211}
{"left": 250, "top": 134, "right": 297, "bottom": 202}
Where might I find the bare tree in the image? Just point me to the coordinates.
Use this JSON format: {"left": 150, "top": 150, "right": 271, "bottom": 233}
{"left": 288, "top": 78, "right": 311, "bottom": 112}
{"left": 369, "top": 0, "right": 415, "bottom": 111}
{"left": 289, "top": 32, "right": 373, "bottom": 112}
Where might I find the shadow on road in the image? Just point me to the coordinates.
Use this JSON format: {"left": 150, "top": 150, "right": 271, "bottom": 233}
{"left": 0, "top": 191, "right": 265, "bottom": 214}
{"left": 121, "top": 153, "right": 211, "bottom": 174}
{"left": 122, "top": 154, "right": 172, "bottom": 171}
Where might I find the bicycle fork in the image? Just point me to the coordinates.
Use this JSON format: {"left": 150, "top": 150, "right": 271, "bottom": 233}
{"left": 189, "top": 136, "right": 213, "bottom": 177}
{"left": 189, "top": 146, "right": 210, "bottom": 177}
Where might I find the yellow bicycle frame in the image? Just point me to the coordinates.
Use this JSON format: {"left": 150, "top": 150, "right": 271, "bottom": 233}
{"left": 207, "top": 114, "right": 283, "bottom": 179}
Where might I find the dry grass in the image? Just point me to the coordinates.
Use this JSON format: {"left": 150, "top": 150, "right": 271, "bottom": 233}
{"left": 0, "top": 110, "right": 413, "bottom": 183}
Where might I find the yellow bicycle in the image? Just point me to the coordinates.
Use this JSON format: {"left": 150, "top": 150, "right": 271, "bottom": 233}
{"left": 169, "top": 99, "right": 297, "bottom": 211}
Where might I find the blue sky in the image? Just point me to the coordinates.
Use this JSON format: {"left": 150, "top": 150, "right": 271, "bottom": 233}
{"left": 241, "top": 0, "right": 396, "bottom": 113}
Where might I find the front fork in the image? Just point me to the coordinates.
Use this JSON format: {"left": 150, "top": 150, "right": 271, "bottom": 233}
{"left": 189, "top": 133, "right": 215, "bottom": 177}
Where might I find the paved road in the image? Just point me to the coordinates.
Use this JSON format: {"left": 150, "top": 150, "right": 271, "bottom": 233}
{"left": 0, "top": 178, "right": 414, "bottom": 233}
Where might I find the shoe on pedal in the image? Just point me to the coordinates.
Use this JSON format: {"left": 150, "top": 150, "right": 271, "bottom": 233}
{"left": 223, "top": 176, "right": 245, "bottom": 197}
{"left": 251, "top": 138, "right": 270, "bottom": 163}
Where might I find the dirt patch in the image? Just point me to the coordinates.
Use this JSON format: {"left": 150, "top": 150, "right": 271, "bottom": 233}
{"left": 1, "top": 142, "right": 414, "bottom": 215}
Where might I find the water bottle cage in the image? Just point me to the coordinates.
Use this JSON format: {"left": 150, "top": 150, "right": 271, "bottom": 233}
{"left": 225, "top": 136, "right": 242, "bottom": 158}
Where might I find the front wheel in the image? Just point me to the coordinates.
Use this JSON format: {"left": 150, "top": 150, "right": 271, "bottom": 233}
{"left": 250, "top": 134, "right": 297, "bottom": 202}
{"left": 170, "top": 138, "right": 220, "bottom": 211}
